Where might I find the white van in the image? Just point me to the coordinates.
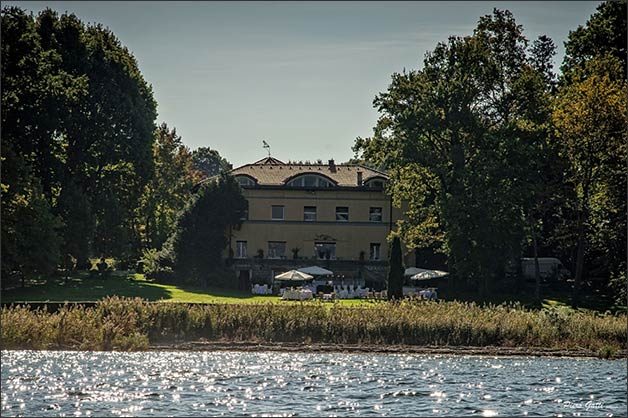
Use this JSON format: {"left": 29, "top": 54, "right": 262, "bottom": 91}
{"left": 521, "top": 258, "right": 571, "bottom": 281}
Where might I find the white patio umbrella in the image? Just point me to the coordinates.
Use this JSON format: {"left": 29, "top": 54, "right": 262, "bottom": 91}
{"left": 274, "top": 270, "right": 314, "bottom": 281}
{"left": 410, "top": 269, "right": 449, "bottom": 281}
{"left": 404, "top": 267, "right": 425, "bottom": 277}
{"left": 297, "top": 266, "right": 333, "bottom": 276}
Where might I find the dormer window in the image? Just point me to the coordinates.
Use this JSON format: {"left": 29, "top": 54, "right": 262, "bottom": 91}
{"left": 236, "top": 175, "right": 256, "bottom": 187}
{"left": 286, "top": 174, "right": 335, "bottom": 188}
{"left": 365, "top": 177, "right": 386, "bottom": 189}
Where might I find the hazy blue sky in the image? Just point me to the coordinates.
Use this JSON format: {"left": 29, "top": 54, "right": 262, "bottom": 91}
{"left": 7, "top": 1, "right": 601, "bottom": 167}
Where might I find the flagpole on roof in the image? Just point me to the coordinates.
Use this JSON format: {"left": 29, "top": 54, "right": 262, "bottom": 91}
{"left": 262, "top": 140, "right": 271, "bottom": 157}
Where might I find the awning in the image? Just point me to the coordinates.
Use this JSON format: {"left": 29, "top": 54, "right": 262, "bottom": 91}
{"left": 274, "top": 270, "right": 314, "bottom": 281}
{"left": 410, "top": 269, "right": 449, "bottom": 280}
{"left": 404, "top": 267, "right": 425, "bottom": 277}
{"left": 297, "top": 266, "right": 333, "bottom": 276}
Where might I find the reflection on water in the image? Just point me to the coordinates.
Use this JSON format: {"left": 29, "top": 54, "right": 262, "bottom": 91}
{"left": 1, "top": 350, "right": 625, "bottom": 416}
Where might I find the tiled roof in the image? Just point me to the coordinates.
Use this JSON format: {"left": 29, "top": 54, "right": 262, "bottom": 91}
{"left": 230, "top": 157, "right": 388, "bottom": 187}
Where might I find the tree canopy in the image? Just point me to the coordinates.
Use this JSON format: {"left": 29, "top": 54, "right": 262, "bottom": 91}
{"left": 354, "top": 9, "right": 557, "bottom": 293}
{"left": 192, "top": 147, "right": 231, "bottom": 179}
{"left": 562, "top": 0, "right": 627, "bottom": 78}
{"left": 138, "top": 123, "right": 200, "bottom": 249}
{"left": 1, "top": 6, "right": 157, "bottom": 276}
{"left": 155, "top": 175, "right": 248, "bottom": 285}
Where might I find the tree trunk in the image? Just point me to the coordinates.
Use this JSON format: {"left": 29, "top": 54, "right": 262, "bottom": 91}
{"left": 529, "top": 217, "right": 541, "bottom": 304}
{"left": 573, "top": 217, "right": 586, "bottom": 307}
{"left": 573, "top": 178, "right": 590, "bottom": 307}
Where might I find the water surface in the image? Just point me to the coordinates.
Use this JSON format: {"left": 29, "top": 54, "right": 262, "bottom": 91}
{"left": 1, "top": 350, "right": 625, "bottom": 416}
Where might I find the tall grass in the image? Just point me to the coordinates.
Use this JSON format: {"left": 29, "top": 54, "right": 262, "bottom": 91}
{"left": 1, "top": 297, "right": 625, "bottom": 353}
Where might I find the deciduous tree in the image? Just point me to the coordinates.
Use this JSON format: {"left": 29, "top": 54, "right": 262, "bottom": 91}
{"left": 192, "top": 146, "right": 231, "bottom": 179}
{"left": 354, "top": 9, "right": 555, "bottom": 294}
{"left": 553, "top": 56, "right": 627, "bottom": 304}
{"left": 157, "top": 175, "right": 247, "bottom": 286}
{"left": 138, "top": 123, "right": 197, "bottom": 249}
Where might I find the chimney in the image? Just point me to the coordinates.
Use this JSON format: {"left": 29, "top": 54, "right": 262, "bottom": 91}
{"left": 328, "top": 159, "right": 336, "bottom": 172}
{"left": 357, "top": 170, "right": 363, "bottom": 186}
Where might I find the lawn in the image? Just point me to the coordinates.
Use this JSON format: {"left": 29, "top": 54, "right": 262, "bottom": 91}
{"left": 0, "top": 273, "right": 375, "bottom": 306}
{"left": 1, "top": 272, "right": 615, "bottom": 313}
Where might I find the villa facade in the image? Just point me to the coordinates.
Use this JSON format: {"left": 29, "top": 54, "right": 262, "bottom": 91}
{"left": 225, "top": 157, "right": 409, "bottom": 287}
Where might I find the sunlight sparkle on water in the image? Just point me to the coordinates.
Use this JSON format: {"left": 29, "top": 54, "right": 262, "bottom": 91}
{"left": 1, "top": 350, "right": 625, "bottom": 417}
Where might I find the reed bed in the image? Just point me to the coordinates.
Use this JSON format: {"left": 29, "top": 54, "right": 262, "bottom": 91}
{"left": 1, "top": 297, "right": 625, "bottom": 355}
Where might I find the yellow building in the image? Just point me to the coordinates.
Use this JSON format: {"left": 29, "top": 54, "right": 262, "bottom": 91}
{"left": 227, "top": 157, "right": 406, "bottom": 287}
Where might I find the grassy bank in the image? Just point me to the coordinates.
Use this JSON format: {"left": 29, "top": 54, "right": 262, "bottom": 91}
{"left": 1, "top": 297, "right": 625, "bottom": 357}
{"left": 1, "top": 273, "right": 281, "bottom": 304}
{"left": 0, "top": 273, "right": 373, "bottom": 306}
{"left": 3, "top": 272, "right": 612, "bottom": 311}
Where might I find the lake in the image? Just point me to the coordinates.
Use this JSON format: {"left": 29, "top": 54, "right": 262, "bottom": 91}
{"left": 1, "top": 350, "right": 625, "bottom": 416}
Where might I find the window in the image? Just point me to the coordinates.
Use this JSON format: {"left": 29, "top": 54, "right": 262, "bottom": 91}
{"left": 366, "top": 179, "right": 385, "bottom": 189}
{"left": 268, "top": 241, "right": 286, "bottom": 259}
{"left": 271, "top": 205, "right": 284, "bottom": 221}
{"left": 369, "top": 207, "right": 383, "bottom": 222}
{"left": 236, "top": 176, "right": 256, "bottom": 186}
{"left": 335, "top": 206, "right": 349, "bottom": 222}
{"left": 236, "top": 241, "right": 247, "bottom": 258}
{"left": 286, "top": 174, "right": 334, "bottom": 188}
{"left": 315, "top": 242, "right": 336, "bottom": 260}
{"left": 369, "top": 243, "right": 381, "bottom": 261}
{"left": 304, "top": 206, "right": 317, "bottom": 221}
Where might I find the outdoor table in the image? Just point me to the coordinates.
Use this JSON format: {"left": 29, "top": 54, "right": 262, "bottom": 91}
{"left": 281, "top": 288, "right": 313, "bottom": 301}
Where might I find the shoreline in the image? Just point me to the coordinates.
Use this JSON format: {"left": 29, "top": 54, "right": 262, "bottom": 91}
{"left": 148, "top": 340, "right": 628, "bottom": 359}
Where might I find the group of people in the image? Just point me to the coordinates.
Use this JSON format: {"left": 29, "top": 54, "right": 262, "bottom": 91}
{"left": 252, "top": 282, "right": 438, "bottom": 301}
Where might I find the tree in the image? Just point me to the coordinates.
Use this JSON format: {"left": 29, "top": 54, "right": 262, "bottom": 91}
{"left": 553, "top": 56, "right": 627, "bottom": 304}
{"left": 1, "top": 7, "right": 87, "bottom": 203}
{"left": 191, "top": 146, "right": 231, "bottom": 179}
{"left": 354, "top": 9, "right": 555, "bottom": 294}
{"left": 561, "top": 0, "right": 627, "bottom": 79}
{"left": 387, "top": 236, "right": 404, "bottom": 300}
{"left": 56, "top": 179, "right": 95, "bottom": 269}
{"left": 157, "top": 174, "right": 247, "bottom": 285}
{"left": 1, "top": 6, "right": 157, "bottom": 269}
{"left": 553, "top": 0, "right": 627, "bottom": 306}
{"left": 1, "top": 168, "right": 63, "bottom": 286}
{"left": 138, "top": 123, "right": 197, "bottom": 249}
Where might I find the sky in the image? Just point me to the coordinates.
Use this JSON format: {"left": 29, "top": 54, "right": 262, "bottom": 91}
{"left": 6, "top": 1, "right": 601, "bottom": 167}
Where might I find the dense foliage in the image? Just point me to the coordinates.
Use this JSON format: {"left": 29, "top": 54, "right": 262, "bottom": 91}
{"left": 149, "top": 175, "right": 247, "bottom": 286}
{"left": 1, "top": 7, "right": 156, "bottom": 275}
{"left": 1, "top": 7, "right": 231, "bottom": 283}
{"left": 192, "top": 146, "right": 231, "bottom": 178}
{"left": 137, "top": 123, "right": 201, "bottom": 249}
{"left": 353, "top": 3, "right": 626, "bottom": 306}
{"left": 2, "top": 3, "right": 624, "bottom": 307}
{"left": 354, "top": 9, "right": 557, "bottom": 294}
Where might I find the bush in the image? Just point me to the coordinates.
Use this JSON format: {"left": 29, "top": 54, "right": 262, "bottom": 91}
{"left": 609, "top": 268, "right": 627, "bottom": 308}
{"left": 140, "top": 248, "right": 161, "bottom": 276}
{"left": 147, "top": 268, "right": 177, "bottom": 284}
